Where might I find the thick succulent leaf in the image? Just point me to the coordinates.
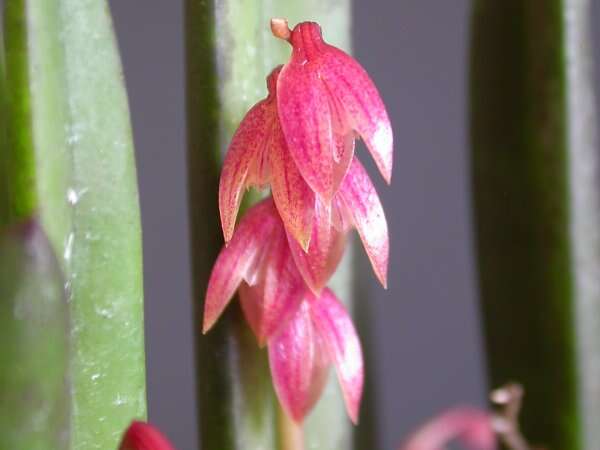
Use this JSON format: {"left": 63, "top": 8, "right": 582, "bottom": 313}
{"left": 268, "top": 302, "right": 330, "bottom": 423}
{"left": 277, "top": 63, "right": 337, "bottom": 200}
{"left": 269, "top": 124, "right": 316, "bottom": 250}
{"left": 321, "top": 46, "right": 393, "bottom": 184}
{"left": 219, "top": 100, "right": 272, "bottom": 242}
{"left": 310, "top": 288, "right": 363, "bottom": 424}
{"left": 203, "top": 199, "right": 279, "bottom": 332}
{"left": 287, "top": 200, "right": 347, "bottom": 294}
{"left": 119, "top": 421, "right": 175, "bottom": 450}
{"left": 339, "top": 157, "right": 389, "bottom": 287}
{"left": 399, "top": 408, "right": 494, "bottom": 450}
{"left": 3, "top": 0, "right": 146, "bottom": 447}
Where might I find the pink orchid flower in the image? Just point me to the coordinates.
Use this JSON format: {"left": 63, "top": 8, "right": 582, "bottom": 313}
{"left": 399, "top": 407, "right": 495, "bottom": 450}
{"left": 271, "top": 18, "right": 393, "bottom": 202}
{"left": 204, "top": 197, "right": 347, "bottom": 341}
{"left": 119, "top": 421, "right": 175, "bottom": 450}
{"left": 268, "top": 288, "right": 363, "bottom": 424}
{"left": 219, "top": 66, "right": 389, "bottom": 289}
{"left": 204, "top": 198, "right": 364, "bottom": 422}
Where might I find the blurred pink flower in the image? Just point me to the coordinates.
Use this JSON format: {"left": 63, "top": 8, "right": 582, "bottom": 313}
{"left": 399, "top": 407, "right": 495, "bottom": 450}
{"left": 119, "top": 421, "right": 175, "bottom": 450}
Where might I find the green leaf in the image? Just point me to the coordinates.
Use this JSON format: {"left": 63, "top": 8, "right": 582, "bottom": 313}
{"left": 2, "top": 1, "right": 145, "bottom": 448}
{"left": 185, "top": 2, "right": 378, "bottom": 449}
{"left": 0, "top": 220, "right": 70, "bottom": 450}
{"left": 470, "top": 1, "right": 599, "bottom": 448}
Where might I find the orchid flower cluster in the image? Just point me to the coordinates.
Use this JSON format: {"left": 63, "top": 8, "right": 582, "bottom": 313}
{"left": 202, "top": 18, "right": 393, "bottom": 424}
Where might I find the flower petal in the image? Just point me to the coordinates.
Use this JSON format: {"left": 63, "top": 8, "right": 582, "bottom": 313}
{"left": 277, "top": 62, "right": 337, "bottom": 201}
{"left": 119, "top": 421, "right": 175, "bottom": 450}
{"left": 399, "top": 407, "right": 494, "bottom": 450}
{"left": 269, "top": 302, "right": 330, "bottom": 422}
{"left": 219, "top": 100, "right": 273, "bottom": 243}
{"left": 269, "top": 123, "right": 316, "bottom": 250}
{"left": 310, "top": 288, "right": 363, "bottom": 424}
{"left": 287, "top": 199, "right": 347, "bottom": 294}
{"left": 320, "top": 47, "right": 393, "bottom": 184}
{"left": 203, "top": 199, "right": 279, "bottom": 333}
{"left": 339, "top": 157, "right": 389, "bottom": 288}
{"left": 239, "top": 229, "right": 305, "bottom": 345}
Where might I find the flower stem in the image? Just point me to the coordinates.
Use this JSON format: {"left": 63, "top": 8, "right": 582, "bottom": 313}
{"left": 277, "top": 405, "right": 304, "bottom": 450}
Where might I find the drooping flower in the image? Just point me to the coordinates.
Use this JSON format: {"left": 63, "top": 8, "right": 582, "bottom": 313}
{"left": 203, "top": 198, "right": 364, "bottom": 422}
{"left": 204, "top": 198, "right": 307, "bottom": 344}
{"left": 219, "top": 66, "right": 389, "bottom": 290}
{"left": 267, "top": 288, "right": 363, "bottom": 424}
{"left": 119, "top": 421, "right": 176, "bottom": 450}
{"left": 271, "top": 18, "right": 393, "bottom": 202}
{"left": 399, "top": 407, "right": 495, "bottom": 450}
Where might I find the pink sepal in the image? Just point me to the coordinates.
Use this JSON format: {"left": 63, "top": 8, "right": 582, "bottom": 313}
{"left": 287, "top": 200, "right": 347, "bottom": 294}
{"left": 339, "top": 157, "right": 389, "bottom": 287}
{"left": 268, "top": 302, "right": 330, "bottom": 422}
{"left": 310, "top": 288, "right": 364, "bottom": 424}
{"left": 203, "top": 199, "right": 279, "bottom": 333}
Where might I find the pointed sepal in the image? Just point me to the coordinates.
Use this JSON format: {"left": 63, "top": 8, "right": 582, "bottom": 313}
{"left": 339, "top": 157, "right": 389, "bottom": 287}
{"left": 203, "top": 199, "right": 279, "bottom": 333}
{"left": 268, "top": 302, "right": 330, "bottom": 422}
{"left": 310, "top": 288, "right": 364, "bottom": 424}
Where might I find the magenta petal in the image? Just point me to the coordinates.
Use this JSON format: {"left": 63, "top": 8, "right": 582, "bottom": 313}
{"left": 310, "top": 289, "right": 363, "bottom": 424}
{"left": 269, "top": 302, "right": 330, "bottom": 422}
{"left": 269, "top": 123, "right": 316, "bottom": 250}
{"left": 219, "top": 100, "right": 272, "bottom": 243}
{"left": 203, "top": 199, "right": 279, "bottom": 333}
{"left": 321, "top": 47, "right": 393, "bottom": 184}
{"left": 399, "top": 407, "right": 494, "bottom": 450}
{"left": 119, "top": 421, "right": 175, "bottom": 450}
{"left": 339, "top": 157, "right": 389, "bottom": 288}
{"left": 239, "top": 230, "right": 305, "bottom": 344}
{"left": 277, "top": 63, "right": 337, "bottom": 201}
{"left": 287, "top": 200, "right": 347, "bottom": 294}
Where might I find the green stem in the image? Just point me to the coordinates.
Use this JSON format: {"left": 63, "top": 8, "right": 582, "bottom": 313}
{"left": 185, "top": 1, "right": 378, "bottom": 449}
{"left": 470, "top": 0, "right": 599, "bottom": 448}
{"left": 2, "top": 1, "right": 145, "bottom": 448}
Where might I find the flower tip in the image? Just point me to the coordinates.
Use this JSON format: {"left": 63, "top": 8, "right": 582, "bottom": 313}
{"left": 271, "top": 18, "right": 291, "bottom": 41}
{"left": 119, "top": 421, "right": 175, "bottom": 450}
{"left": 202, "top": 315, "right": 215, "bottom": 335}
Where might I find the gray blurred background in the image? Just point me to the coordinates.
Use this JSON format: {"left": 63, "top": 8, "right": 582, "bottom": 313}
{"left": 108, "top": 1, "right": 600, "bottom": 449}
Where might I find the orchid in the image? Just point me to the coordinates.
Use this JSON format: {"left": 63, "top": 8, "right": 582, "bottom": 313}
{"left": 266, "top": 288, "right": 363, "bottom": 424}
{"left": 203, "top": 198, "right": 363, "bottom": 422}
{"left": 119, "top": 421, "right": 175, "bottom": 450}
{"left": 219, "top": 68, "right": 389, "bottom": 290}
{"left": 270, "top": 18, "right": 393, "bottom": 201}
{"left": 206, "top": 17, "right": 391, "bottom": 429}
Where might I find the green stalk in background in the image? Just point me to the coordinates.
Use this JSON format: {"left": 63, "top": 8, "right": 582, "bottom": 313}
{"left": 470, "top": 1, "right": 599, "bottom": 448}
{"left": 2, "top": 1, "right": 145, "bottom": 448}
{"left": 186, "top": 1, "right": 377, "bottom": 449}
{"left": 0, "top": 220, "right": 70, "bottom": 450}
